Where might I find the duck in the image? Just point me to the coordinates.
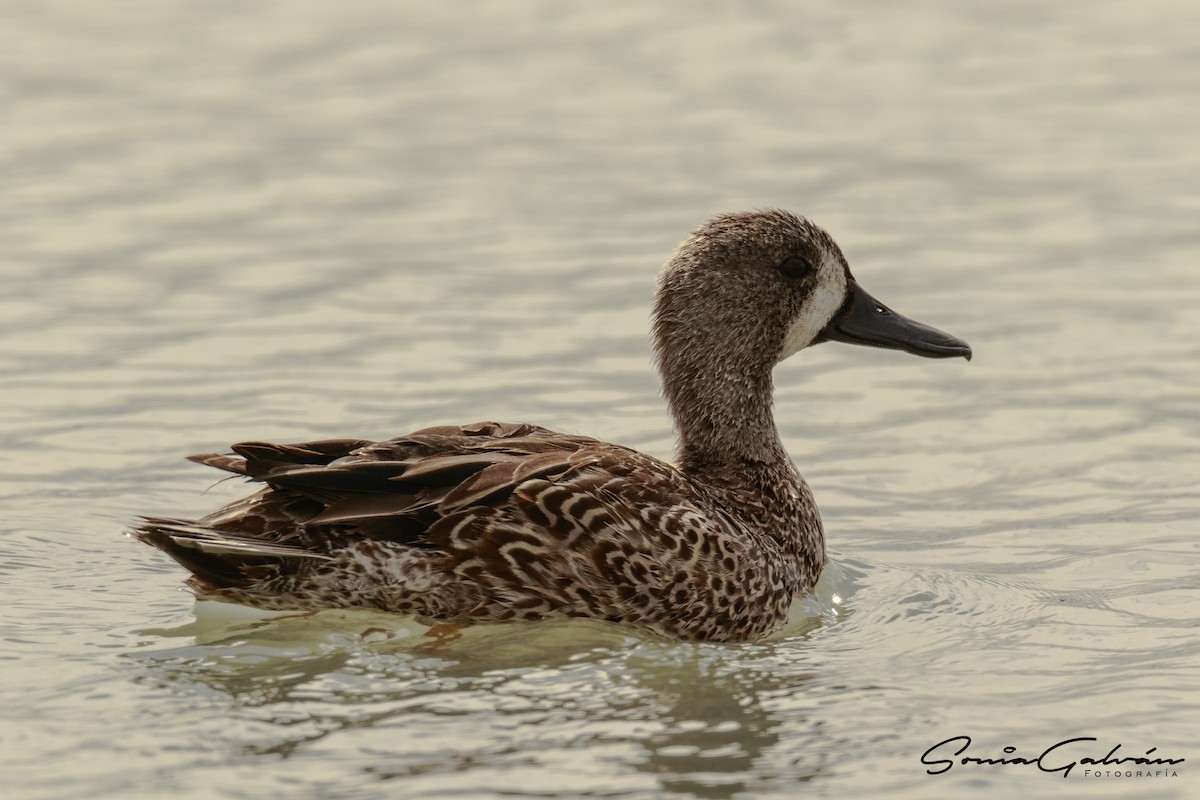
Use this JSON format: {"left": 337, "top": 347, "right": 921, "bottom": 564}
{"left": 133, "top": 210, "right": 971, "bottom": 642}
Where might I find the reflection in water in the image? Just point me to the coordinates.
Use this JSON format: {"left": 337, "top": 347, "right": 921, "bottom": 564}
{"left": 624, "top": 649, "right": 818, "bottom": 797}
{"left": 125, "top": 598, "right": 836, "bottom": 796}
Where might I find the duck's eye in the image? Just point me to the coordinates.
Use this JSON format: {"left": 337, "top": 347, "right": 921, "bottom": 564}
{"left": 778, "top": 256, "right": 814, "bottom": 279}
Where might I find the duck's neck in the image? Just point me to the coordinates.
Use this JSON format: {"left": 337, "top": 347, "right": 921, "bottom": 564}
{"left": 663, "top": 362, "right": 793, "bottom": 477}
{"left": 663, "top": 359, "right": 825, "bottom": 580}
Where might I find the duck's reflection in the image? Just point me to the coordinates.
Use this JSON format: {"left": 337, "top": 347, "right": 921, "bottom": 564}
{"left": 620, "top": 646, "right": 822, "bottom": 796}
{"left": 128, "top": 591, "right": 845, "bottom": 794}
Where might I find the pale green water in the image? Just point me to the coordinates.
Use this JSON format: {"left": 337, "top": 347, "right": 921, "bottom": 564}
{"left": 2, "top": 2, "right": 1198, "bottom": 798}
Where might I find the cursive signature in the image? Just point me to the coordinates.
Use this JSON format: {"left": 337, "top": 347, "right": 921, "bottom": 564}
{"left": 921, "top": 736, "right": 1184, "bottom": 778}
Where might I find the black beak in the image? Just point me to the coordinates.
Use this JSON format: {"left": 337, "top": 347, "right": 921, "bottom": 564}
{"left": 819, "top": 281, "right": 972, "bottom": 360}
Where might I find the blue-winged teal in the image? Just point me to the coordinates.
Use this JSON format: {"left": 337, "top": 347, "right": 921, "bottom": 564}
{"left": 135, "top": 210, "right": 971, "bottom": 641}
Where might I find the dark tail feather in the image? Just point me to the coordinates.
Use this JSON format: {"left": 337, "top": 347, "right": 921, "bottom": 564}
{"left": 132, "top": 517, "right": 330, "bottom": 589}
{"left": 185, "top": 438, "right": 374, "bottom": 480}
{"left": 186, "top": 452, "right": 249, "bottom": 476}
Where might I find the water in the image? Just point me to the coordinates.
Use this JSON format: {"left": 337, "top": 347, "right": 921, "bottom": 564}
{"left": 2, "top": 1, "right": 1198, "bottom": 798}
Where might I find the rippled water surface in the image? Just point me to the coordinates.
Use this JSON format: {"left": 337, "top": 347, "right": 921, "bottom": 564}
{"left": 3, "top": 2, "right": 1199, "bottom": 798}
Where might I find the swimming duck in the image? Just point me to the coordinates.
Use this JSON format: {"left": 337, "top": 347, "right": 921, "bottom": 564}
{"left": 134, "top": 210, "right": 970, "bottom": 642}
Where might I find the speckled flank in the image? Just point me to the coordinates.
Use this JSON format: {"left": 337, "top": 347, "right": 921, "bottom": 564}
{"left": 134, "top": 210, "right": 956, "bottom": 642}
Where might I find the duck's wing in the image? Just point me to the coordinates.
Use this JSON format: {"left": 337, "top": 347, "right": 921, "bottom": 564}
{"left": 134, "top": 420, "right": 684, "bottom": 580}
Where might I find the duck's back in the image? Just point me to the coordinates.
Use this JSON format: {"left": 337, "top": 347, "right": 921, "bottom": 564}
{"left": 134, "top": 421, "right": 803, "bottom": 641}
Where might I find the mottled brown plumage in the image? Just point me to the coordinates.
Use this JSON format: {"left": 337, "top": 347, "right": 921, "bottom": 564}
{"left": 134, "top": 210, "right": 971, "bottom": 641}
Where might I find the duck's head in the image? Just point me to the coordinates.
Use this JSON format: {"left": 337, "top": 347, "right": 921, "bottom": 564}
{"left": 653, "top": 210, "right": 971, "bottom": 377}
{"left": 653, "top": 211, "right": 970, "bottom": 459}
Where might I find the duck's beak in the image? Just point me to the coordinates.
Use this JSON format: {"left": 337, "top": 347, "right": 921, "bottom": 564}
{"left": 819, "top": 281, "right": 972, "bottom": 360}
